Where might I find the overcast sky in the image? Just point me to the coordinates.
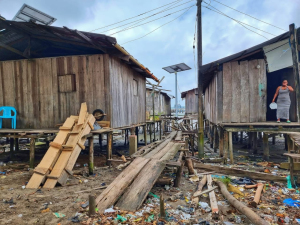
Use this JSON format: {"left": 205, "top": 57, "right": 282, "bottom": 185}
{"left": 1, "top": 0, "right": 299, "bottom": 107}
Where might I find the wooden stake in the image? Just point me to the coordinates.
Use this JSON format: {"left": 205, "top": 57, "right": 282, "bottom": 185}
{"left": 191, "top": 175, "right": 207, "bottom": 206}
{"left": 29, "top": 138, "right": 35, "bottom": 168}
{"left": 143, "top": 125, "right": 147, "bottom": 146}
{"left": 160, "top": 194, "right": 166, "bottom": 219}
{"left": 263, "top": 133, "right": 269, "bottom": 161}
{"left": 99, "top": 134, "right": 102, "bottom": 150}
{"left": 89, "top": 195, "right": 96, "bottom": 217}
{"left": 107, "top": 132, "right": 113, "bottom": 166}
{"left": 213, "top": 125, "right": 218, "bottom": 152}
{"left": 240, "top": 131, "right": 243, "bottom": 144}
{"left": 88, "top": 136, "right": 94, "bottom": 175}
{"left": 219, "top": 128, "right": 224, "bottom": 157}
{"left": 272, "top": 134, "right": 276, "bottom": 145}
{"left": 185, "top": 158, "right": 195, "bottom": 175}
{"left": 174, "top": 151, "right": 184, "bottom": 187}
{"left": 229, "top": 132, "right": 233, "bottom": 164}
{"left": 215, "top": 180, "right": 269, "bottom": 225}
{"left": 149, "top": 124, "right": 152, "bottom": 143}
{"left": 129, "top": 135, "right": 137, "bottom": 156}
{"left": 15, "top": 138, "right": 19, "bottom": 151}
{"left": 249, "top": 183, "right": 264, "bottom": 208}
{"left": 159, "top": 121, "right": 162, "bottom": 140}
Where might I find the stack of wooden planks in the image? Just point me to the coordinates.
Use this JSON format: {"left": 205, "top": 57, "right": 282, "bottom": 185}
{"left": 95, "top": 131, "right": 183, "bottom": 212}
{"left": 26, "top": 103, "right": 95, "bottom": 189}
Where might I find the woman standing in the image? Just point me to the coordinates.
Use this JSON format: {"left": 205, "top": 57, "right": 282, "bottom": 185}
{"left": 272, "top": 80, "right": 294, "bottom": 123}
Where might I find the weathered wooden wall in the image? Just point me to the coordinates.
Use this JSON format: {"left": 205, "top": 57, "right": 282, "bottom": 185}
{"left": 204, "top": 59, "right": 267, "bottom": 124}
{"left": 109, "top": 57, "right": 146, "bottom": 128}
{"left": 0, "top": 54, "right": 111, "bottom": 128}
{"left": 204, "top": 72, "right": 222, "bottom": 124}
{"left": 146, "top": 90, "right": 171, "bottom": 116}
{"left": 0, "top": 54, "right": 147, "bottom": 129}
{"left": 184, "top": 89, "right": 198, "bottom": 115}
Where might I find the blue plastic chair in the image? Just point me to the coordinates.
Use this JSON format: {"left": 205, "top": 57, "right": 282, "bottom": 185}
{"left": 0, "top": 106, "right": 17, "bottom": 129}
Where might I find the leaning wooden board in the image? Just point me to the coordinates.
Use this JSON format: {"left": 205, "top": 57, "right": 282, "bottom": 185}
{"left": 26, "top": 117, "right": 75, "bottom": 189}
{"left": 43, "top": 114, "right": 95, "bottom": 189}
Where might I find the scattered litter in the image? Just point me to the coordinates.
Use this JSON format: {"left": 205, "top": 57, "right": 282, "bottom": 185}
{"left": 22, "top": 185, "right": 26, "bottom": 189}
{"left": 148, "top": 192, "right": 159, "bottom": 199}
{"left": 81, "top": 201, "right": 89, "bottom": 208}
{"left": 189, "top": 175, "right": 200, "bottom": 182}
{"left": 41, "top": 208, "right": 50, "bottom": 213}
{"left": 83, "top": 180, "right": 88, "bottom": 183}
{"left": 145, "top": 214, "right": 154, "bottom": 222}
{"left": 199, "top": 202, "right": 211, "bottom": 212}
{"left": 180, "top": 212, "right": 191, "bottom": 220}
{"left": 115, "top": 215, "right": 127, "bottom": 222}
{"left": 53, "top": 213, "right": 66, "bottom": 218}
{"left": 104, "top": 206, "right": 116, "bottom": 213}
{"left": 18, "top": 214, "right": 22, "bottom": 218}
{"left": 164, "top": 185, "right": 170, "bottom": 190}
{"left": 283, "top": 198, "right": 300, "bottom": 207}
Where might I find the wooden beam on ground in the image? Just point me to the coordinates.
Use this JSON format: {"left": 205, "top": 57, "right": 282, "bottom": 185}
{"left": 215, "top": 180, "right": 269, "bottom": 225}
{"left": 185, "top": 158, "right": 195, "bottom": 175}
{"left": 207, "top": 175, "right": 219, "bottom": 219}
{"left": 95, "top": 157, "right": 150, "bottom": 213}
{"left": 193, "top": 162, "right": 286, "bottom": 182}
{"left": 191, "top": 175, "right": 207, "bottom": 206}
{"left": 175, "top": 131, "right": 182, "bottom": 141}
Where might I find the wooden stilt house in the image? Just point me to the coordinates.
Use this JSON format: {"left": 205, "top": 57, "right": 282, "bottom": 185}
{"left": 146, "top": 88, "right": 173, "bottom": 118}
{"left": 181, "top": 88, "right": 198, "bottom": 116}
{"left": 201, "top": 23, "right": 300, "bottom": 161}
{"left": 0, "top": 20, "right": 159, "bottom": 129}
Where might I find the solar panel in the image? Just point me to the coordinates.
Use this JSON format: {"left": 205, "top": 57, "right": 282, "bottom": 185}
{"left": 162, "top": 63, "right": 191, "bottom": 73}
{"left": 13, "top": 4, "right": 56, "bottom": 25}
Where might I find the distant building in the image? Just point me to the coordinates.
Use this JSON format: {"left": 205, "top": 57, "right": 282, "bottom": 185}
{"left": 181, "top": 88, "right": 198, "bottom": 115}
{"left": 146, "top": 88, "right": 174, "bottom": 117}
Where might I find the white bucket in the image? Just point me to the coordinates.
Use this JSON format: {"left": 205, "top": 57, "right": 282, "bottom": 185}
{"left": 269, "top": 102, "right": 277, "bottom": 109}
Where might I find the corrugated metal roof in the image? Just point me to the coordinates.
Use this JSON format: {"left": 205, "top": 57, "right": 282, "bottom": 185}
{"left": 0, "top": 20, "right": 158, "bottom": 81}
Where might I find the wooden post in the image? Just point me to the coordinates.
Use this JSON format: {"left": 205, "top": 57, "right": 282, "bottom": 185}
{"left": 89, "top": 195, "right": 96, "bottom": 216}
{"left": 161, "top": 120, "right": 165, "bottom": 136}
{"left": 248, "top": 132, "right": 253, "bottom": 149}
{"left": 263, "top": 133, "right": 269, "bottom": 161}
{"left": 224, "top": 131, "right": 229, "bottom": 159}
{"left": 289, "top": 156, "right": 295, "bottom": 185}
{"left": 107, "top": 132, "right": 113, "bottom": 166}
{"left": 219, "top": 128, "right": 224, "bottom": 157}
{"left": 153, "top": 122, "right": 156, "bottom": 141}
{"left": 99, "top": 134, "right": 102, "bottom": 150}
{"left": 159, "top": 121, "right": 162, "bottom": 140}
{"left": 284, "top": 134, "right": 288, "bottom": 151}
{"left": 129, "top": 135, "right": 137, "bottom": 156}
{"left": 143, "top": 125, "right": 147, "bottom": 146}
{"left": 88, "top": 136, "right": 94, "bottom": 175}
{"left": 253, "top": 132, "right": 258, "bottom": 155}
{"left": 160, "top": 194, "right": 166, "bottom": 219}
{"left": 29, "top": 138, "right": 35, "bottom": 168}
{"left": 229, "top": 132, "right": 233, "bottom": 164}
{"left": 287, "top": 134, "right": 293, "bottom": 154}
{"left": 149, "top": 124, "right": 152, "bottom": 143}
{"left": 10, "top": 138, "right": 14, "bottom": 159}
{"left": 190, "top": 135, "right": 194, "bottom": 155}
{"left": 258, "top": 132, "right": 262, "bottom": 140}
{"left": 209, "top": 123, "right": 213, "bottom": 148}
{"left": 289, "top": 24, "right": 300, "bottom": 122}
{"left": 15, "top": 138, "right": 19, "bottom": 151}
{"left": 213, "top": 125, "right": 218, "bottom": 152}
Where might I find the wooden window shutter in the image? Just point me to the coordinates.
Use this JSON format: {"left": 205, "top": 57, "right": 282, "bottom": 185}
{"left": 58, "top": 74, "right": 76, "bottom": 93}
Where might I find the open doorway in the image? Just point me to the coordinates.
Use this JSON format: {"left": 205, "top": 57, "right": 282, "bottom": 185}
{"left": 266, "top": 67, "right": 297, "bottom": 122}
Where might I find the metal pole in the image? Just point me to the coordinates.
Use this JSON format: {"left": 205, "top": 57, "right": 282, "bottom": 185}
{"left": 197, "top": 0, "right": 204, "bottom": 158}
{"left": 175, "top": 71, "right": 178, "bottom": 117}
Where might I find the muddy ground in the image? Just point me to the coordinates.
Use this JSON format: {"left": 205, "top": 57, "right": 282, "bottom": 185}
{"left": 0, "top": 132, "right": 300, "bottom": 224}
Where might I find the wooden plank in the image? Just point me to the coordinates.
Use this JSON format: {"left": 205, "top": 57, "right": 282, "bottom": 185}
{"left": 240, "top": 61, "right": 250, "bottom": 122}
{"left": 175, "top": 131, "right": 182, "bottom": 141}
{"left": 231, "top": 61, "right": 241, "bottom": 122}
{"left": 258, "top": 59, "right": 267, "bottom": 122}
{"left": 193, "top": 162, "right": 286, "bottom": 182}
{"left": 78, "top": 102, "right": 87, "bottom": 125}
{"left": 115, "top": 159, "right": 165, "bottom": 211}
{"left": 216, "top": 71, "right": 223, "bottom": 123}
{"left": 95, "top": 157, "right": 151, "bottom": 213}
{"left": 207, "top": 175, "right": 219, "bottom": 219}
{"left": 222, "top": 62, "right": 232, "bottom": 122}
{"left": 249, "top": 60, "right": 259, "bottom": 122}
{"left": 26, "top": 117, "right": 75, "bottom": 189}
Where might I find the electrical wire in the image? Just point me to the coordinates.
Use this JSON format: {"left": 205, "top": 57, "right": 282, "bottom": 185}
{"left": 110, "top": 5, "right": 195, "bottom": 36}
{"left": 193, "top": 15, "right": 197, "bottom": 83}
{"left": 89, "top": 0, "right": 194, "bottom": 32}
{"left": 203, "top": 4, "right": 270, "bottom": 40}
{"left": 101, "top": 0, "right": 194, "bottom": 34}
{"left": 121, "top": 5, "right": 195, "bottom": 45}
{"left": 211, "top": 0, "right": 287, "bottom": 32}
